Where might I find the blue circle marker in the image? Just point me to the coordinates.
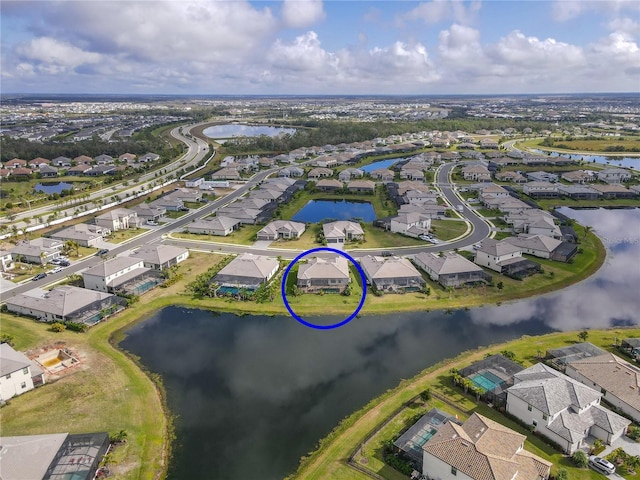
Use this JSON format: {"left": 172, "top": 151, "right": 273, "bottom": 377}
{"left": 281, "top": 247, "right": 367, "bottom": 330}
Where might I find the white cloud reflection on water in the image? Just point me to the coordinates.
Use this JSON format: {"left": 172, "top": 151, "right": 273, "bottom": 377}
{"left": 469, "top": 208, "right": 640, "bottom": 331}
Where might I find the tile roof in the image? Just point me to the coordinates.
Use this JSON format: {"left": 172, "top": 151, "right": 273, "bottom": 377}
{"left": 298, "top": 256, "right": 350, "bottom": 281}
{"left": 360, "top": 255, "right": 423, "bottom": 280}
{"left": 414, "top": 251, "right": 484, "bottom": 275}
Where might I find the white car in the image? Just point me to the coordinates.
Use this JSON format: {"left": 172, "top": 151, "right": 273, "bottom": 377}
{"left": 589, "top": 456, "right": 615, "bottom": 475}
{"left": 50, "top": 266, "right": 64, "bottom": 274}
{"left": 147, "top": 221, "right": 158, "bottom": 226}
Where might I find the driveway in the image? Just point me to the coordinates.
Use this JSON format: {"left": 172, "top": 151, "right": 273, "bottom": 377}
{"left": 601, "top": 435, "right": 640, "bottom": 457}
{"left": 252, "top": 240, "right": 273, "bottom": 249}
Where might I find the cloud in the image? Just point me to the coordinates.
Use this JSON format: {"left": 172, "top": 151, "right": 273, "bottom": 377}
{"left": 552, "top": 0, "right": 639, "bottom": 21}
{"left": 281, "top": 0, "right": 325, "bottom": 28}
{"left": 490, "top": 30, "right": 585, "bottom": 68}
{"left": 17, "top": 37, "right": 101, "bottom": 68}
{"left": 399, "top": 0, "right": 481, "bottom": 25}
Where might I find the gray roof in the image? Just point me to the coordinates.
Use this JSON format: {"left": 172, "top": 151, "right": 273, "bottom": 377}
{"left": 83, "top": 256, "right": 144, "bottom": 278}
{"left": 360, "top": 255, "right": 423, "bottom": 280}
{"left": 298, "top": 256, "right": 350, "bottom": 280}
{"left": 508, "top": 363, "right": 601, "bottom": 415}
{"left": 191, "top": 216, "right": 241, "bottom": 231}
{"left": 0, "top": 433, "right": 68, "bottom": 480}
{"left": 131, "top": 245, "right": 188, "bottom": 266}
{"left": 0, "top": 343, "right": 31, "bottom": 376}
{"left": 216, "top": 253, "right": 279, "bottom": 280}
{"left": 5, "top": 285, "right": 115, "bottom": 318}
{"left": 504, "top": 235, "right": 562, "bottom": 253}
{"left": 322, "top": 221, "right": 364, "bottom": 239}
{"left": 414, "top": 251, "right": 483, "bottom": 275}
{"left": 95, "top": 207, "right": 137, "bottom": 221}
{"left": 477, "top": 238, "right": 522, "bottom": 257}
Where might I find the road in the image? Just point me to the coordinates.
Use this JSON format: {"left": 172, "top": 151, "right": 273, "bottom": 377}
{"left": 2, "top": 158, "right": 495, "bottom": 300}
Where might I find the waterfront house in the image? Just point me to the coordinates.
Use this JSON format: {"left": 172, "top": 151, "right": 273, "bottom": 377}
{"left": 474, "top": 238, "right": 540, "bottom": 278}
{"left": 346, "top": 180, "right": 376, "bottom": 193}
{"left": 359, "top": 255, "right": 425, "bottom": 292}
{"left": 414, "top": 251, "right": 491, "bottom": 288}
{"left": 506, "top": 363, "right": 630, "bottom": 453}
{"left": 297, "top": 256, "right": 351, "bottom": 293}
{"left": 597, "top": 168, "right": 631, "bottom": 184}
{"left": 213, "top": 253, "right": 279, "bottom": 291}
{"left": 82, "top": 256, "right": 161, "bottom": 294}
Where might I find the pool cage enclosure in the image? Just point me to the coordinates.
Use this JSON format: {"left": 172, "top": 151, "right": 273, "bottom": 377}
{"left": 459, "top": 354, "right": 524, "bottom": 406}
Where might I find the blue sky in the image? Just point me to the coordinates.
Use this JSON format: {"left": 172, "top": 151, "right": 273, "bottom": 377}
{"left": 1, "top": 0, "right": 638, "bottom": 95}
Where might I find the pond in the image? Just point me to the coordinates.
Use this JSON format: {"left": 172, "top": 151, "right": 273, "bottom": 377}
{"left": 202, "top": 124, "right": 296, "bottom": 140}
{"left": 34, "top": 182, "right": 74, "bottom": 194}
{"left": 120, "top": 207, "right": 640, "bottom": 480}
{"left": 360, "top": 158, "right": 402, "bottom": 173}
{"left": 291, "top": 199, "right": 376, "bottom": 223}
{"left": 530, "top": 149, "right": 640, "bottom": 168}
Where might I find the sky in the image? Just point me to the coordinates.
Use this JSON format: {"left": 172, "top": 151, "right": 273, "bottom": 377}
{"left": 1, "top": 0, "right": 639, "bottom": 95}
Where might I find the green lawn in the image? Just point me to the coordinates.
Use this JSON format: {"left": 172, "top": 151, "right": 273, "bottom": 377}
{"left": 430, "top": 219, "right": 469, "bottom": 241}
{"left": 349, "top": 224, "right": 427, "bottom": 250}
{"left": 176, "top": 223, "right": 264, "bottom": 245}
{"left": 106, "top": 227, "right": 149, "bottom": 244}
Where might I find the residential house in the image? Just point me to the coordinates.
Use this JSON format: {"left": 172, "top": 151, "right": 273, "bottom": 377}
{"left": 297, "top": 256, "right": 351, "bottom": 293}
{"left": 506, "top": 363, "right": 630, "bottom": 453}
{"left": 131, "top": 245, "right": 189, "bottom": 270}
{"left": 211, "top": 167, "right": 240, "bottom": 180}
{"left": 479, "top": 184, "right": 510, "bottom": 201}
{"left": 49, "top": 224, "right": 109, "bottom": 247}
{"left": 119, "top": 153, "right": 137, "bottom": 163}
{"left": 95, "top": 154, "right": 114, "bottom": 165}
{"left": 370, "top": 168, "right": 395, "bottom": 182}
{"left": 590, "top": 184, "right": 635, "bottom": 199}
{"left": 0, "top": 343, "right": 42, "bottom": 401}
{"left": 523, "top": 182, "right": 558, "bottom": 198}
{"left": 308, "top": 167, "right": 333, "bottom": 179}
{"left": 504, "top": 235, "right": 576, "bottom": 261}
{"left": 565, "top": 352, "right": 640, "bottom": 423}
{"left": 526, "top": 171, "right": 558, "bottom": 183}
{"left": 414, "top": 252, "right": 492, "bottom": 288}
{"left": 12, "top": 167, "right": 33, "bottom": 179}
{"left": 389, "top": 212, "right": 431, "bottom": 237}
{"left": 5, "top": 158, "right": 27, "bottom": 169}
{"left": 67, "top": 164, "right": 91, "bottom": 175}
{"left": 359, "top": 255, "right": 425, "bottom": 292}
{"left": 187, "top": 216, "right": 241, "bottom": 236}
{"left": 95, "top": 208, "right": 139, "bottom": 231}
{"left": 315, "top": 179, "right": 343, "bottom": 192}
{"left": 507, "top": 210, "right": 560, "bottom": 237}
{"left": 561, "top": 170, "right": 593, "bottom": 184}
{"left": 39, "top": 165, "right": 59, "bottom": 178}
{"left": 52, "top": 156, "right": 72, "bottom": 167}
{"left": 74, "top": 155, "right": 93, "bottom": 165}
{"left": 557, "top": 185, "right": 600, "bottom": 200}
{"left": 256, "top": 220, "right": 306, "bottom": 241}
{"left": 132, "top": 204, "right": 166, "bottom": 223}
{"left": 479, "top": 138, "right": 499, "bottom": 149}
{"left": 597, "top": 168, "right": 631, "bottom": 184}
{"left": 495, "top": 170, "right": 527, "bottom": 183}
{"left": 474, "top": 238, "right": 540, "bottom": 278}
{"left": 215, "top": 207, "right": 261, "bottom": 224}
{"left": 0, "top": 250, "right": 15, "bottom": 272}
{"left": 404, "top": 189, "right": 438, "bottom": 205}
{"left": 84, "top": 165, "right": 117, "bottom": 176}
{"left": 462, "top": 165, "right": 491, "bottom": 182}
{"left": 170, "top": 187, "right": 202, "bottom": 203}
{"left": 278, "top": 166, "right": 304, "bottom": 178}
{"left": 10, "top": 242, "right": 60, "bottom": 265}
{"left": 323, "top": 221, "right": 364, "bottom": 244}
{"left": 28, "top": 157, "right": 50, "bottom": 169}
{"left": 400, "top": 167, "right": 424, "bottom": 181}
{"left": 213, "top": 253, "right": 279, "bottom": 291}
{"left": 422, "top": 412, "right": 552, "bottom": 480}
{"left": 5, "top": 285, "right": 123, "bottom": 325}
{"left": 347, "top": 180, "right": 376, "bottom": 193}
{"left": 82, "top": 256, "right": 161, "bottom": 294}
{"left": 338, "top": 168, "right": 364, "bottom": 182}
{"left": 150, "top": 194, "right": 184, "bottom": 211}
{"left": 139, "top": 152, "right": 160, "bottom": 163}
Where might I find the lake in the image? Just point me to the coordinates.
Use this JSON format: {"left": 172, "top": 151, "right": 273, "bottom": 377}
{"left": 202, "top": 124, "right": 296, "bottom": 140}
{"left": 292, "top": 199, "right": 376, "bottom": 223}
{"left": 360, "top": 158, "right": 402, "bottom": 173}
{"left": 530, "top": 149, "right": 640, "bottom": 168}
{"left": 121, "top": 208, "right": 640, "bottom": 480}
{"left": 34, "top": 182, "right": 74, "bottom": 194}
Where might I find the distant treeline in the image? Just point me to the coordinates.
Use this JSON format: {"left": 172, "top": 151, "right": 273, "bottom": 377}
{"left": 223, "top": 118, "right": 558, "bottom": 155}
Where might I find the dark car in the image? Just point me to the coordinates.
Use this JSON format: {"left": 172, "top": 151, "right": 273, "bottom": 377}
{"left": 32, "top": 272, "right": 47, "bottom": 281}
{"left": 59, "top": 260, "right": 71, "bottom": 267}
{"left": 96, "top": 249, "right": 109, "bottom": 256}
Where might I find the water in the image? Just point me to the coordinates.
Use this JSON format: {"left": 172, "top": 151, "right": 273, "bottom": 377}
{"left": 202, "top": 124, "right": 296, "bottom": 140}
{"left": 530, "top": 149, "right": 639, "bottom": 168}
{"left": 121, "top": 208, "right": 640, "bottom": 480}
{"left": 34, "top": 182, "right": 73, "bottom": 194}
{"left": 359, "top": 158, "right": 403, "bottom": 173}
{"left": 291, "top": 199, "right": 376, "bottom": 223}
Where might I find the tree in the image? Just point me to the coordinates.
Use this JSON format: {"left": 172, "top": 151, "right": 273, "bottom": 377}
{"left": 578, "top": 330, "right": 589, "bottom": 342}
{"left": 500, "top": 350, "right": 517, "bottom": 361}
{"left": 555, "top": 468, "right": 569, "bottom": 480}
{"left": 419, "top": 388, "right": 431, "bottom": 404}
{"left": 582, "top": 225, "right": 593, "bottom": 241}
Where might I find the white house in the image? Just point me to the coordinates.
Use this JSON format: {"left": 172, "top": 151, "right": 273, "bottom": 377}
{"left": 422, "top": 412, "right": 551, "bottom": 480}
{"left": 506, "top": 363, "right": 630, "bottom": 453}
{"left": 597, "top": 168, "right": 631, "bottom": 184}
{"left": 0, "top": 343, "right": 42, "bottom": 402}
{"left": 322, "top": 221, "right": 364, "bottom": 244}
{"left": 474, "top": 238, "right": 522, "bottom": 272}
{"left": 389, "top": 212, "right": 431, "bottom": 237}
{"left": 95, "top": 208, "right": 139, "bottom": 231}
{"left": 82, "top": 257, "right": 155, "bottom": 293}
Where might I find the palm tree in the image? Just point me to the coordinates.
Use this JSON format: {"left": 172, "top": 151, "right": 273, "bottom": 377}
{"left": 583, "top": 225, "right": 593, "bottom": 240}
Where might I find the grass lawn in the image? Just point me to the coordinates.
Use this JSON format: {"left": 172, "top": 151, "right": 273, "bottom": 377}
{"left": 536, "top": 197, "right": 640, "bottom": 209}
{"left": 272, "top": 224, "right": 322, "bottom": 250}
{"left": 521, "top": 137, "right": 640, "bottom": 153}
{"left": 0, "top": 252, "right": 225, "bottom": 480}
{"left": 430, "top": 219, "right": 469, "bottom": 241}
{"left": 164, "top": 210, "right": 188, "bottom": 219}
{"left": 289, "top": 328, "right": 640, "bottom": 480}
{"left": 349, "top": 224, "right": 427, "bottom": 250}
{"left": 107, "top": 227, "right": 149, "bottom": 244}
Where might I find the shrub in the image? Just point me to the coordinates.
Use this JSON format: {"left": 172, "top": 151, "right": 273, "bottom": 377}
{"left": 50, "top": 322, "right": 66, "bottom": 332}
{"left": 572, "top": 450, "right": 588, "bottom": 468}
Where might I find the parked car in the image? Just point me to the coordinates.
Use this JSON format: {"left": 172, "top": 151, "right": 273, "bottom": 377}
{"left": 589, "top": 456, "right": 615, "bottom": 475}
{"left": 146, "top": 221, "right": 158, "bottom": 226}
{"left": 473, "top": 244, "right": 481, "bottom": 250}
{"left": 96, "top": 249, "right": 109, "bottom": 256}
{"left": 32, "top": 272, "right": 47, "bottom": 281}
{"left": 50, "top": 266, "right": 64, "bottom": 274}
